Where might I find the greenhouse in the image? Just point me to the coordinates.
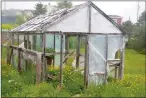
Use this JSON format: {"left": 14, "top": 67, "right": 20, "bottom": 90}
{"left": 7, "top": 1, "right": 126, "bottom": 87}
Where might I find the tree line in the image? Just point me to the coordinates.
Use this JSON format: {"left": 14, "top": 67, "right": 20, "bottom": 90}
{"left": 121, "top": 10, "right": 145, "bottom": 54}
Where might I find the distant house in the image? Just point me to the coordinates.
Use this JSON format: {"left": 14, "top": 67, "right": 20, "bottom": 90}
{"left": 108, "top": 15, "right": 122, "bottom": 25}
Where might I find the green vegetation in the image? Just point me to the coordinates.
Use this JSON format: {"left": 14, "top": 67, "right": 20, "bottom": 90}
{"left": 121, "top": 10, "right": 145, "bottom": 54}
{"left": 1, "top": 46, "right": 145, "bottom": 97}
{"left": 125, "top": 49, "right": 145, "bottom": 75}
{"left": 2, "top": 24, "right": 18, "bottom": 30}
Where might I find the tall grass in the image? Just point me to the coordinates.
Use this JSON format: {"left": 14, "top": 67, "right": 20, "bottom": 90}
{"left": 1, "top": 46, "right": 145, "bottom": 97}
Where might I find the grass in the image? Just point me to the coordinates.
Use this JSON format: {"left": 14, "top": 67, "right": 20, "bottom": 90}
{"left": 1, "top": 46, "right": 145, "bottom": 97}
{"left": 125, "top": 49, "right": 145, "bottom": 75}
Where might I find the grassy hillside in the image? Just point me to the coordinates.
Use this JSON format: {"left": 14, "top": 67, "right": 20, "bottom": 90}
{"left": 1, "top": 47, "right": 145, "bottom": 97}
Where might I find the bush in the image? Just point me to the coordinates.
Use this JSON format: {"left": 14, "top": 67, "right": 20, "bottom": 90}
{"left": 63, "top": 66, "right": 84, "bottom": 95}
{"left": 2, "top": 60, "right": 23, "bottom": 97}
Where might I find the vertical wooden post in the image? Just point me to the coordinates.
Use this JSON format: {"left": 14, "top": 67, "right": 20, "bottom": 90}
{"left": 84, "top": 1, "right": 91, "bottom": 88}
{"left": 11, "top": 32, "right": 14, "bottom": 66}
{"left": 24, "top": 34, "right": 28, "bottom": 71}
{"left": 65, "top": 35, "right": 69, "bottom": 64}
{"left": 104, "top": 35, "right": 108, "bottom": 84}
{"left": 17, "top": 34, "right": 21, "bottom": 72}
{"left": 32, "top": 35, "right": 36, "bottom": 50}
{"left": 84, "top": 35, "right": 89, "bottom": 88}
{"left": 36, "top": 54, "right": 42, "bottom": 84}
{"left": 115, "top": 66, "right": 118, "bottom": 79}
{"left": 7, "top": 31, "right": 11, "bottom": 64}
{"left": 59, "top": 32, "right": 63, "bottom": 87}
{"left": 25, "top": 34, "right": 29, "bottom": 70}
{"left": 42, "top": 33, "right": 46, "bottom": 81}
{"left": 76, "top": 35, "right": 80, "bottom": 68}
{"left": 17, "top": 34, "right": 19, "bottom": 45}
{"left": 18, "top": 48, "right": 21, "bottom": 72}
{"left": 6, "top": 46, "right": 9, "bottom": 64}
{"left": 8, "top": 47, "right": 13, "bottom": 65}
{"left": 119, "top": 36, "right": 125, "bottom": 79}
{"left": 53, "top": 34, "right": 56, "bottom": 67}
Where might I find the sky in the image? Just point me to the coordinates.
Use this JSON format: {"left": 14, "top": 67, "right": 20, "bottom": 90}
{"left": 1, "top": 1, "right": 145, "bottom": 23}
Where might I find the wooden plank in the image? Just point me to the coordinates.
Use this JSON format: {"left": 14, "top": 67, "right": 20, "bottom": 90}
{"left": 59, "top": 33, "right": 63, "bottom": 87}
{"left": 104, "top": 35, "right": 108, "bottom": 84}
{"left": 76, "top": 35, "right": 80, "bottom": 68}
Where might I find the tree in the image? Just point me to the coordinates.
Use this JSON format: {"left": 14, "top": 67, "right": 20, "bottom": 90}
{"left": 15, "top": 14, "right": 26, "bottom": 25}
{"left": 121, "top": 20, "right": 133, "bottom": 38}
{"left": 33, "top": 2, "right": 47, "bottom": 17}
{"left": 138, "top": 10, "right": 146, "bottom": 24}
{"left": 57, "top": 1, "right": 73, "bottom": 9}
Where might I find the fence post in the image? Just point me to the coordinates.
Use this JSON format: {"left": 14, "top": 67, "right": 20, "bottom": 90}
{"left": 59, "top": 32, "right": 63, "bottom": 88}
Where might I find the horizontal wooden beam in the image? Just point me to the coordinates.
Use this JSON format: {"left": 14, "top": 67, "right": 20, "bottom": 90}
{"left": 6, "top": 31, "right": 123, "bottom": 36}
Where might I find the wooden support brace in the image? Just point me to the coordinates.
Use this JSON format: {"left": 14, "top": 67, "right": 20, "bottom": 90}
{"left": 63, "top": 51, "right": 75, "bottom": 63}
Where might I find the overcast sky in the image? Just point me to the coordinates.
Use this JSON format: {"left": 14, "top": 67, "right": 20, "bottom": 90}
{"left": 2, "top": 1, "right": 145, "bottom": 23}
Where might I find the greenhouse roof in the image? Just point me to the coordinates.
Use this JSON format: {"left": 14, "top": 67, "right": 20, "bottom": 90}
{"left": 12, "top": 1, "right": 125, "bottom": 34}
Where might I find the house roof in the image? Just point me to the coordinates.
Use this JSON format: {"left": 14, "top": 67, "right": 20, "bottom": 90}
{"left": 12, "top": 1, "right": 125, "bottom": 34}
{"left": 108, "top": 15, "right": 122, "bottom": 18}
